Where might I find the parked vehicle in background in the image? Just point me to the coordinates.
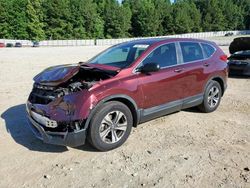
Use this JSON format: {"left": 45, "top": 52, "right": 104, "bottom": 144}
{"left": 228, "top": 37, "right": 250, "bottom": 76}
{"left": 32, "top": 41, "right": 40, "bottom": 47}
{"left": 0, "top": 43, "right": 5, "bottom": 48}
{"left": 225, "top": 32, "right": 234, "bottom": 37}
{"left": 6, "top": 43, "right": 14, "bottom": 48}
{"left": 15, "top": 42, "right": 22, "bottom": 48}
{"left": 26, "top": 38, "right": 228, "bottom": 151}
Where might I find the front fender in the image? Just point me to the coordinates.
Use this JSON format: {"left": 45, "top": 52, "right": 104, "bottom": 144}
{"left": 83, "top": 94, "right": 140, "bottom": 130}
{"left": 48, "top": 90, "right": 97, "bottom": 121}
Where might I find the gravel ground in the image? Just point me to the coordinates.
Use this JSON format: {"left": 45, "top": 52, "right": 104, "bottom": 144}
{"left": 0, "top": 44, "right": 249, "bottom": 188}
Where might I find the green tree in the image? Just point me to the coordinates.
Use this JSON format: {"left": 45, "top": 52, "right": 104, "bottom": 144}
{"left": 0, "top": 0, "right": 249, "bottom": 39}
{"left": 42, "top": 0, "right": 73, "bottom": 39}
{"left": 26, "top": 0, "right": 45, "bottom": 41}
{"left": 218, "top": 0, "right": 244, "bottom": 30}
{"left": 69, "top": 0, "right": 87, "bottom": 39}
{"left": 240, "top": 0, "right": 250, "bottom": 29}
{"left": 81, "top": 0, "right": 104, "bottom": 38}
{"left": 96, "top": 0, "right": 131, "bottom": 38}
{"left": 172, "top": 0, "right": 201, "bottom": 34}
{"left": 70, "top": 0, "right": 104, "bottom": 39}
{"left": 0, "top": 0, "right": 11, "bottom": 38}
{"left": 188, "top": 1, "right": 202, "bottom": 32}
{"left": 8, "top": 0, "right": 29, "bottom": 39}
{"left": 154, "top": 0, "right": 174, "bottom": 35}
{"left": 196, "top": 0, "right": 226, "bottom": 31}
{"left": 128, "top": 0, "right": 160, "bottom": 37}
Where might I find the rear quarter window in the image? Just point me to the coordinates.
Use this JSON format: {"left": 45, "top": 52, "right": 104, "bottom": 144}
{"left": 180, "top": 42, "right": 204, "bottom": 63}
{"left": 201, "top": 43, "right": 216, "bottom": 58}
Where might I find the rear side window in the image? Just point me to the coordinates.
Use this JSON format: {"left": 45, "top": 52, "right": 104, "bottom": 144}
{"left": 180, "top": 42, "right": 204, "bottom": 63}
{"left": 201, "top": 43, "right": 216, "bottom": 58}
{"left": 142, "top": 43, "right": 177, "bottom": 68}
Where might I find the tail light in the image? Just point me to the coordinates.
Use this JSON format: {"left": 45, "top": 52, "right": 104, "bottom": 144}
{"left": 220, "top": 55, "right": 228, "bottom": 62}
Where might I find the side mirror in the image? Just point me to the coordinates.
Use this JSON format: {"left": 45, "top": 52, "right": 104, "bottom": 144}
{"left": 138, "top": 63, "right": 160, "bottom": 73}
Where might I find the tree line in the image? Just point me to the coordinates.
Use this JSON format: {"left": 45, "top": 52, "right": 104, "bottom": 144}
{"left": 0, "top": 0, "right": 249, "bottom": 41}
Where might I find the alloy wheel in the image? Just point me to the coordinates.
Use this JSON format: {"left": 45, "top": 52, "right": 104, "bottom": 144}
{"left": 99, "top": 111, "right": 128, "bottom": 144}
{"left": 207, "top": 86, "right": 220, "bottom": 108}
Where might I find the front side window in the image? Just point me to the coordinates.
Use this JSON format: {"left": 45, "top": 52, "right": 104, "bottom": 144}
{"left": 88, "top": 43, "right": 149, "bottom": 68}
{"left": 180, "top": 42, "right": 204, "bottom": 63}
{"left": 141, "top": 43, "right": 177, "bottom": 68}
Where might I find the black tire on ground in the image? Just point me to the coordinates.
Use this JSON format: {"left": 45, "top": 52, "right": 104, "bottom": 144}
{"left": 198, "top": 80, "right": 222, "bottom": 113}
{"left": 88, "top": 101, "right": 133, "bottom": 151}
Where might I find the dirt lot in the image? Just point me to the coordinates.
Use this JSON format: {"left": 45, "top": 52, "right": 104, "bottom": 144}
{"left": 0, "top": 45, "right": 249, "bottom": 188}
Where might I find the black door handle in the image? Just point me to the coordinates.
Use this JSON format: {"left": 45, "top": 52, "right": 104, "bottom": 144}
{"left": 174, "top": 68, "right": 184, "bottom": 73}
{"left": 204, "top": 63, "right": 210, "bottom": 67}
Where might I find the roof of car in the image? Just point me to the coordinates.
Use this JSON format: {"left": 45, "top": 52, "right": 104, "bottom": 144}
{"left": 125, "top": 38, "right": 165, "bottom": 45}
{"left": 121, "top": 37, "right": 215, "bottom": 46}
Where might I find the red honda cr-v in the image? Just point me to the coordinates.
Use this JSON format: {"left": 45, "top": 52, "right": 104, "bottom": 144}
{"left": 27, "top": 38, "right": 228, "bottom": 151}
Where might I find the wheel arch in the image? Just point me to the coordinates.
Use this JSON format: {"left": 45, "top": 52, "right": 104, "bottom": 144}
{"left": 84, "top": 95, "right": 140, "bottom": 130}
{"left": 212, "top": 77, "right": 225, "bottom": 95}
{"left": 205, "top": 76, "right": 226, "bottom": 96}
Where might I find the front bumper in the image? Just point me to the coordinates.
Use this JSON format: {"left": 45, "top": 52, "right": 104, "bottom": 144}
{"left": 26, "top": 109, "right": 87, "bottom": 147}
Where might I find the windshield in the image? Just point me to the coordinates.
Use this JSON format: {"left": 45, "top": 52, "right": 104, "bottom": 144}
{"left": 88, "top": 43, "right": 150, "bottom": 68}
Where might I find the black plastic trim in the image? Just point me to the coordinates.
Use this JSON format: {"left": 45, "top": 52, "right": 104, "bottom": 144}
{"left": 139, "top": 94, "right": 203, "bottom": 123}
{"left": 182, "top": 94, "right": 203, "bottom": 109}
{"left": 27, "top": 114, "right": 86, "bottom": 147}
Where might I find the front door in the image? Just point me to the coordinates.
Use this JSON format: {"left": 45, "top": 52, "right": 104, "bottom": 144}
{"left": 136, "top": 43, "right": 185, "bottom": 110}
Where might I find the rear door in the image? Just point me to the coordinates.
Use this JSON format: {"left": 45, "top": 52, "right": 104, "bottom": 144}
{"left": 177, "top": 42, "right": 208, "bottom": 99}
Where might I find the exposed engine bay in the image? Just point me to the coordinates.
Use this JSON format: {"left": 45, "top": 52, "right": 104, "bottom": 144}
{"left": 28, "top": 65, "right": 117, "bottom": 105}
{"left": 55, "top": 66, "right": 114, "bottom": 95}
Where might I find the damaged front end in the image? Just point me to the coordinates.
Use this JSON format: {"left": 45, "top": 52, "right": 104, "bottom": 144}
{"left": 26, "top": 64, "right": 117, "bottom": 147}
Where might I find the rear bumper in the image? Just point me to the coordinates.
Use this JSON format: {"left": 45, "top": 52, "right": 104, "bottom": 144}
{"left": 228, "top": 62, "right": 250, "bottom": 76}
{"left": 27, "top": 112, "right": 87, "bottom": 147}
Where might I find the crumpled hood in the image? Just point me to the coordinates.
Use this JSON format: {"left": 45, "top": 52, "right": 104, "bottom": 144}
{"left": 229, "top": 37, "right": 250, "bottom": 54}
{"left": 34, "top": 64, "right": 80, "bottom": 86}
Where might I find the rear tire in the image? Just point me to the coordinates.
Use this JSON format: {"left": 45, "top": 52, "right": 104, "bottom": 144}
{"left": 198, "top": 81, "right": 222, "bottom": 113}
{"left": 88, "top": 101, "right": 133, "bottom": 151}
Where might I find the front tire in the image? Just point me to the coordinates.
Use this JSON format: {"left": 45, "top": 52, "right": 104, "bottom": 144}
{"left": 88, "top": 101, "right": 133, "bottom": 151}
{"left": 199, "top": 81, "right": 222, "bottom": 113}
